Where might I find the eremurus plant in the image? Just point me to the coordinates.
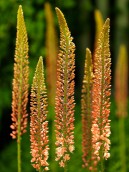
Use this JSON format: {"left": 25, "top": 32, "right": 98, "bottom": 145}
{"left": 81, "top": 18, "right": 111, "bottom": 171}
{"left": 45, "top": 2, "right": 58, "bottom": 106}
{"left": 81, "top": 48, "right": 94, "bottom": 170}
{"left": 45, "top": 3, "right": 58, "bottom": 171}
{"left": 9, "top": 4, "right": 113, "bottom": 172}
{"left": 30, "top": 56, "right": 49, "bottom": 171}
{"left": 55, "top": 7, "right": 75, "bottom": 170}
{"left": 91, "top": 18, "right": 111, "bottom": 171}
{"left": 115, "top": 45, "right": 128, "bottom": 118}
{"left": 115, "top": 45, "right": 128, "bottom": 172}
{"left": 10, "top": 5, "right": 29, "bottom": 172}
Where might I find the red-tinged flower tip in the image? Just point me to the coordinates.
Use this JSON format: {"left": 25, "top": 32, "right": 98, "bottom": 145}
{"left": 30, "top": 57, "right": 49, "bottom": 171}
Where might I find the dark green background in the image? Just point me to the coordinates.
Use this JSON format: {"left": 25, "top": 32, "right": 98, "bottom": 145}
{"left": 0, "top": 0, "right": 128, "bottom": 171}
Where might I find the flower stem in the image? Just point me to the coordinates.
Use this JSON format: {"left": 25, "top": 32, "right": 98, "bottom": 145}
{"left": 64, "top": 161, "right": 68, "bottom": 172}
{"left": 39, "top": 168, "right": 42, "bottom": 172}
{"left": 100, "top": 156, "right": 104, "bottom": 172}
{"left": 17, "top": 129, "right": 21, "bottom": 172}
{"left": 119, "top": 117, "right": 126, "bottom": 172}
{"left": 64, "top": 167, "right": 68, "bottom": 172}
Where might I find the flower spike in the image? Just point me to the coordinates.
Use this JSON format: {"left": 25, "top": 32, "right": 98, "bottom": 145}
{"left": 115, "top": 45, "right": 128, "bottom": 117}
{"left": 30, "top": 57, "right": 49, "bottom": 171}
{"left": 10, "top": 5, "right": 29, "bottom": 172}
{"left": 91, "top": 18, "right": 111, "bottom": 167}
{"left": 55, "top": 7, "right": 75, "bottom": 167}
{"left": 10, "top": 5, "right": 29, "bottom": 140}
{"left": 81, "top": 48, "right": 94, "bottom": 170}
{"left": 45, "top": 2, "right": 58, "bottom": 105}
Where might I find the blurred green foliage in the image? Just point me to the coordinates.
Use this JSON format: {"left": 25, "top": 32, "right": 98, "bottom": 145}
{"left": 0, "top": 0, "right": 128, "bottom": 172}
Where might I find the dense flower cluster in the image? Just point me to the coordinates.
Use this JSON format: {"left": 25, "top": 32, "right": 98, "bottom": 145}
{"left": 91, "top": 18, "right": 111, "bottom": 164}
{"left": 30, "top": 57, "right": 49, "bottom": 171}
{"left": 81, "top": 49, "right": 94, "bottom": 169}
{"left": 10, "top": 5, "right": 29, "bottom": 139}
{"left": 55, "top": 7, "right": 75, "bottom": 167}
{"left": 81, "top": 19, "right": 111, "bottom": 171}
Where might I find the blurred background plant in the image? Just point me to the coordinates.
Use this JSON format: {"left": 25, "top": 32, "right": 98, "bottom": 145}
{"left": 0, "top": 0, "right": 128, "bottom": 172}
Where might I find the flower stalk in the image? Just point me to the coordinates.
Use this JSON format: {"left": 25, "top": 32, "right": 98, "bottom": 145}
{"left": 115, "top": 45, "right": 128, "bottom": 118}
{"left": 10, "top": 5, "right": 29, "bottom": 172}
{"left": 81, "top": 48, "right": 94, "bottom": 170}
{"left": 91, "top": 18, "right": 111, "bottom": 171}
{"left": 55, "top": 7, "right": 75, "bottom": 170}
{"left": 115, "top": 45, "right": 128, "bottom": 172}
{"left": 30, "top": 56, "right": 49, "bottom": 171}
{"left": 45, "top": 3, "right": 58, "bottom": 170}
{"left": 45, "top": 2, "right": 58, "bottom": 106}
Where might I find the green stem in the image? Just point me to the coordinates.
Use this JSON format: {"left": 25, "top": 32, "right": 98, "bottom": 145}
{"left": 39, "top": 168, "right": 42, "bottom": 172}
{"left": 64, "top": 167, "right": 68, "bottom": 172}
{"left": 100, "top": 152, "right": 104, "bottom": 172}
{"left": 119, "top": 117, "right": 126, "bottom": 172}
{"left": 64, "top": 161, "right": 68, "bottom": 172}
{"left": 17, "top": 134, "right": 21, "bottom": 172}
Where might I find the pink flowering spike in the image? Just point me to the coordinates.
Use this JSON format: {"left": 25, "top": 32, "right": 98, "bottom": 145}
{"left": 115, "top": 45, "right": 128, "bottom": 172}
{"left": 10, "top": 5, "right": 29, "bottom": 172}
{"left": 10, "top": 5, "right": 29, "bottom": 140}
{"left": 91, "top": 18, "right": 111, "bottom": 169}
{"left": 81, "top": 48, "right": 95, "bottom": 169}
{"left": 115, "top": 45, "right": 128, "bottom": 117}
{"left": 55, "top": 7, "right": 75, "bottom": 167}
{"left": 30, "top": 57, "right": 49, "bottom": 171}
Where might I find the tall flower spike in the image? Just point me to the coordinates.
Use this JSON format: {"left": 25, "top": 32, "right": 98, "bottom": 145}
{"left": 55, "top": 7, "right": 75, "bottom": 168}
{"left": 30, "top": 57, "right": 49, "bottom": 171}
{"left": 81, "top": 49, "right": 95, "bottom": 170}
{"left": 115, "top": 45, "right": 128, "bottom": 117}
{"left": 91, "top": 19, "right": 111, "bottom": 169}
{"left": 10, "top": 6, "right": 29, "bottom": 172}
{"left": 10, "top": 5, "right": 29, "bottom": 140}
{"left": 45, "top": 2, "right": 58, "bottom": 105}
